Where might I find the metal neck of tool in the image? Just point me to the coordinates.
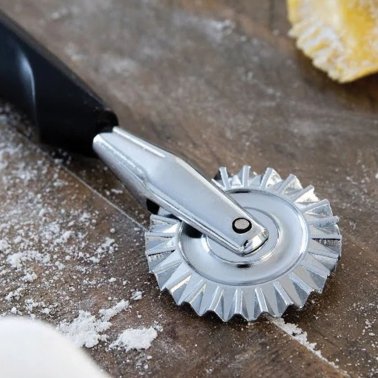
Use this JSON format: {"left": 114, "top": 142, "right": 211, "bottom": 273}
{"left": 93, "top": 127, "right": 268, "bottom": 256}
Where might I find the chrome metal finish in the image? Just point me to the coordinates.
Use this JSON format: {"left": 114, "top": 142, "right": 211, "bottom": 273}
{"left": 145, "top": 166, "right": 341, "bottom": 321}
{"left": 93, "top": 127, "right": 268, "bottom": 255}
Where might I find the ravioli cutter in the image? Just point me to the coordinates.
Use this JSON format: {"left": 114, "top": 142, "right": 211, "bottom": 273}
{"left": 0, "top": 12, "right": 341, "bottom": 321}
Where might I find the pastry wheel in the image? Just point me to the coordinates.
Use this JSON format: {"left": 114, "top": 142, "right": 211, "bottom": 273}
{"left": 0, "top": 11, "right": 342, "bottom": 321}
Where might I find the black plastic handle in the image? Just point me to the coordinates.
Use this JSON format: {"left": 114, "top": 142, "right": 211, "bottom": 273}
{"left": 0, "top": 11, "right": 118, "bottom": 155}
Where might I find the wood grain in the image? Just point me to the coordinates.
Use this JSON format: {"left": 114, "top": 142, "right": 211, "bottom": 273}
{"left": 0, "top": 0, "right": 377, "bottom": 376}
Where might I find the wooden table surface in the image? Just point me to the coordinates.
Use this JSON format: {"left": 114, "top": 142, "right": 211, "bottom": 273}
{"left": 0, "top": 1, "right": 377, "bottom": 377}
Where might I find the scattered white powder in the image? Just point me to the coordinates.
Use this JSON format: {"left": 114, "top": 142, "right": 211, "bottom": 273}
{"left": 10, "top": 307, "right": 20, "bottom": 315}
{"left": 7, "top": 250, "right": 50, "bottom": 270}
{"left": 40, "top": 308, "right": 52, "bottom": 315}
{"left": 131, "top": 290, "right": 143, "bottom": 301}
{"left": 110, "top": 327, "right": 158, "bottom": 352}
{"left": 99, "top": 300, "right": 129, "bottom": 322}
{"left": 271, "top": 318, "right": 339, "bottom": 369}
{"left": 55, "top": 230, "right": 73, "bottom": 244}
{"left": 55, "top": 261, "right": 65, "bottom": 270}
{"left": 0, "top": 239, "right": 10, "bottom": 253}
{"left": 21, "top": 271, "right": 38, "bottom": 282}
{"left": 5, "top": 287, "right": 24, "bottom": 302}
{"left": 58, "top": 311, "right": 111, "bottom": 348}
{"left": 0, "top": 114, "right": 115, "bottom": 304}
{"left": 89, "top": 237, "right": 118, "bottom": 264}
{"left": 24, "top": 299, "right": 44, "bottom": 313}
{"left": 110, "top": 188, "right": 123, "bottom": 195}
{"left": 58, "top": 300, "right": 129, "bottom": 348}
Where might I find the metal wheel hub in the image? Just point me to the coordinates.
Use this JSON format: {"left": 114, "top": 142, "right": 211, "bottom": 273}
{"left": 201, "top": 190, "right": 307, "bottom": 269}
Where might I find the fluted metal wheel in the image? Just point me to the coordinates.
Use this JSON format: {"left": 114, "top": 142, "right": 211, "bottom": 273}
{"left": 145, "top": 166, "right": 342, "bottom": 321}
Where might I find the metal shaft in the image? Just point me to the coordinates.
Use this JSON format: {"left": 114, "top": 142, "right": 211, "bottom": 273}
{"left": 93, "top": 127, "right": 268, "bottom": 256}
